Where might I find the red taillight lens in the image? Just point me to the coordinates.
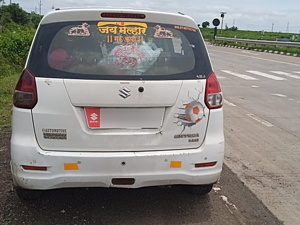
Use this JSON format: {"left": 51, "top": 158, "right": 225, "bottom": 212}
{"left": 205, "top": 72, "right": 223, "bottom": 109}
{"left": 195, "top": 161, "right": 217, "bottom": 168}
{"left": 101, "top": 12, "right": 146, "bottom": 19}
{"left": 13, "top": 69, "right": 38, "bottom": 109}
{"left": 22, "top": 165, "right": 47, "bottom": 171}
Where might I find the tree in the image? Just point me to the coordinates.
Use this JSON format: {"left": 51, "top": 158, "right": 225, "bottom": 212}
{"left": 0, "top": 11, "right": 12, "bottom": 25}
{"left": 29, "top": 11, "right": 42, "bottom": 28}
{"left": 1, "top": 3, "right": 29, "bottom": 25}
{"left": 225, "top": 25, "right": 238, "bottom": 31}
{"left": 202, "top": 21, "right": 210, "bottom": 28}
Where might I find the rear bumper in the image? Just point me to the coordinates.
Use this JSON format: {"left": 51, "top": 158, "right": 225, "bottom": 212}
{"left": 10, "top": 141, "right": 224, "bottom": 190}
{"left": 10, "top": 107, "right": 224, "bottom": 190}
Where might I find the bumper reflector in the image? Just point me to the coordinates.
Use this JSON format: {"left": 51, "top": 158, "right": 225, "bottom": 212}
{"left": 22, "top": 165, "right": 47, "bottom": 171}
{"left": 195, "top": 162, "right": 217, "bottom": 168}
{"left": 170, "top": 161, "right": 182, "bottom": 168}
{"left": 64, "top": 163, "right": 79, "bottom": 170}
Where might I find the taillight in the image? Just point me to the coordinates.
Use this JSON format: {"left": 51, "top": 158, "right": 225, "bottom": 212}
{"left": 205, "top": 72, "right": 223, "bottom": 109}
{"left": 13, "top": 69, "right": 38, "bottom": 109}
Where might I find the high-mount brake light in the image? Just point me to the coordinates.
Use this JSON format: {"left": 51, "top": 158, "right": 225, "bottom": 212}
{"left": 205, "top": 72, "right": 223, "bottom": 109}
{"left": 101, "top": 12, "right": 146, "bottom": 19}
{"left": 13, "top": 69, "right": 38, "bottom": 109}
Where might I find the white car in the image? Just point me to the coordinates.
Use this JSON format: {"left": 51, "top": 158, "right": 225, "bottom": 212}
{"left": 10, "top": 8, "right": 224, "bottom": 200}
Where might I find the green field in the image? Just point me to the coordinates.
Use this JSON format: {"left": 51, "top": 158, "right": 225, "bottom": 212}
{"left": 200, "top": 28, "right": 300, "bottom": 55}
{"left": 200, "top": 28, "right": 299, "bottom": 41}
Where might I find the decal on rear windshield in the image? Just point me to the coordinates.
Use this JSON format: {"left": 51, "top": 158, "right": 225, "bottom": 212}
{"left": 68, "top": 23, "right": 90, "bottom": 36}
{"left": 154, "top": 25, "right": 174, "bottom": 38}
{"left": 174, "top": 25, "right": 197, "bottom": 32}
{"left": 174, "top": 88, "right": 205, "bottom": 132}
{"left": 98, "top": 22, "right": 147, "bottom": 44}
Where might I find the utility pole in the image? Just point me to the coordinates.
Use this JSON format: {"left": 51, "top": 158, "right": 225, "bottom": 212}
{"left": 38, "top": 0, "right": 42, "bottom": 15}
{"left": 271, "top": 23, "right": 274, "bottom": 32}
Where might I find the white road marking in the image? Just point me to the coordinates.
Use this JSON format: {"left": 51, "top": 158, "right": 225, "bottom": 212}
{"left": 247, "top": 70, "right": 286, "bottom": 81}
{"left": 217, "top": 76, "right": 226, "bottom": 79}
{"left": 224, "top": 99, "right": 236, "bottom": 107}
{"left": 221, "top": 70, "right": 258, "bottom": 80}
{"left": 294, "top": 71, "right": 300, "bottom": 74}
{"left": 251, "top": 85, "right": 259, "bottom": 88}
{"left": 247, "top": 114, "right": 274, "bottom": 127}
{"left": 271, "top": 94, "right": 287, "bottom": 98}
{"left": 242, "top": 51, "right": 260, "bottom": 56}
{"left": 270, "top": 71, "right": 300, "bottom": 79}
{"left": 210, "top": 49, "right": 300, "bottom": 67}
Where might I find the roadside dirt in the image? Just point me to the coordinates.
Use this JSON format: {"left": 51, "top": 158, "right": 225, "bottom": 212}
{"left": 0, "top": 127, "right": 14, "bottom": 223}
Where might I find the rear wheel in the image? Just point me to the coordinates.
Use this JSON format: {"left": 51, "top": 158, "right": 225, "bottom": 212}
{"left": 15, "top": 187, "right": 43, "bottom": 200}
{"left": 187, "top": 184, "right": 213, "bottom": 195}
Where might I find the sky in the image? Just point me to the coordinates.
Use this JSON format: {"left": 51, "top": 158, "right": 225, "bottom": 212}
{"left": 7, "top": 0, "right": 300, "bottom": 33}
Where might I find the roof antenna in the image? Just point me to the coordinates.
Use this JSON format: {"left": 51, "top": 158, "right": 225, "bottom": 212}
{"left": 178, "top": 12, "right": 185, "bottom": 15}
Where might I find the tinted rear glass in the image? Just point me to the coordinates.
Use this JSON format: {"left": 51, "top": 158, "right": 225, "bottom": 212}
{"left": 28, "top": 20, "right": 212, "bottom": 80}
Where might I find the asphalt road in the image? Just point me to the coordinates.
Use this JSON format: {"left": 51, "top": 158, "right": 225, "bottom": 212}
{"left": 208, "top": 44, "right": 300, "bottom": 225}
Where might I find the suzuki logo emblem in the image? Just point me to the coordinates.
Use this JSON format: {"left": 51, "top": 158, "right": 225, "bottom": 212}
{"left": 119, "top": 87, "right": 131, "bottom": 99}
{"left": 90, "top": 113, "right": 98, "bottom": 121}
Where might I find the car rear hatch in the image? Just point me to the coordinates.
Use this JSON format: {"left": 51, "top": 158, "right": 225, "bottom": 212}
{"left": 31, "top": 78, "right": 209, "bottom": 152}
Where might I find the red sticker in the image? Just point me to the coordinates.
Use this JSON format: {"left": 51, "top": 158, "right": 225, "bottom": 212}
{"left": 85, "top": 107, "right": 100, "bottom": 128}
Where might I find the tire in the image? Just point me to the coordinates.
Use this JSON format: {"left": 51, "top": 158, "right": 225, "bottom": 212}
{"left": 187, "top": 184, "right": 213, "bottom": 195}
{"left": 15, "top": 187, "right": 43, "bottom": 201}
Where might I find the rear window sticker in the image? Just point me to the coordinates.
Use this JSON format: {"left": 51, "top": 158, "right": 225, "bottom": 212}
{"left": 42, "top": 128, "right": 67, "bottom": 140}
{"left": 174, "top": 25, "right": 197, "bottom": 32}
{"left": 106, "top": 35, "right": 144, "bottom": 44}
{"left": 174, "top": 88, "right": 205, "bottom": 132}
{"left": 97, "top": 22, "right": 148, "bottom": 35}
{"left": 68, "top": 23, "right": 90, "bottom": 36}
{"left": 98, "top": 22, "right": 148, "bottom": 46}
{"left": 154, "top": 25, "right": 174, "bottom": 38}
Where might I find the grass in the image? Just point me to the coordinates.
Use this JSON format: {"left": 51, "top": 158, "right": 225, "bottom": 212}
{"left": 0, "top": 72, "right": 20, "bottom": 129}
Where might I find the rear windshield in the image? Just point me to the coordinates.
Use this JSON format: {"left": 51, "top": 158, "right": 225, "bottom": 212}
{"left": 27, "top": 21, "right": 212, "bottom": 80}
